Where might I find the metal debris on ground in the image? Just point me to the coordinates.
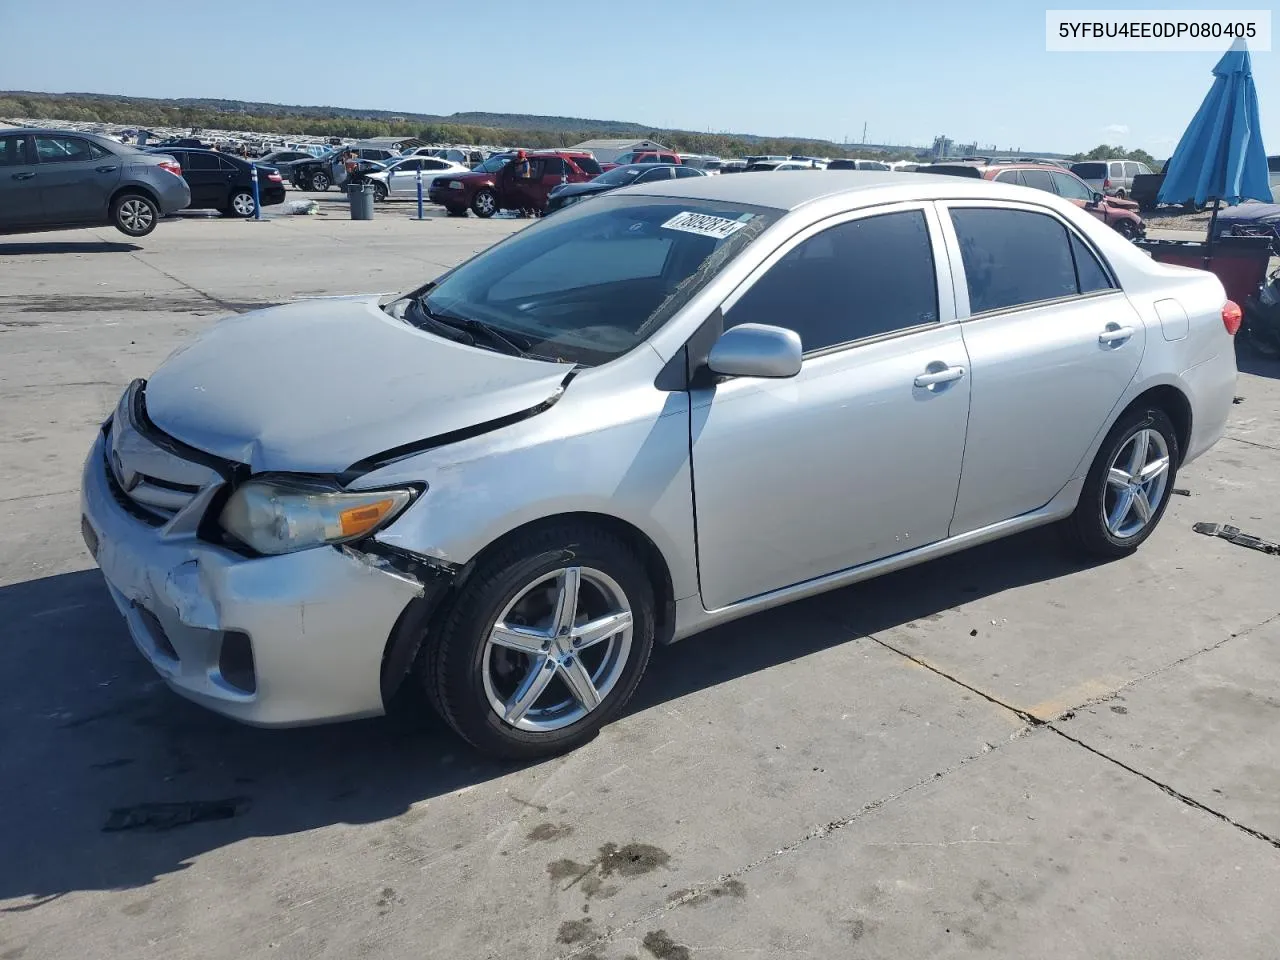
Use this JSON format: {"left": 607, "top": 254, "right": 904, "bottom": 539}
{"left": 103, "top": 797, "right": 251, "bottom": 832}
{"left": 1192, "top": 522, "right": 1280, "bottom": 555}
{"left": 1172, "top": 487, "right": 1192, "bottom": 496}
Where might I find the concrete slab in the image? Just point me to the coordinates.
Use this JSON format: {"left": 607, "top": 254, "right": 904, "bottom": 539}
{"left": 1063, "top": 619, "right": 1280, "bottom": 841}
{"left": 597, "top": 729, "right": 1280, "bottom": 960}
{"left": 3, "top": 210, "right": 1279, "bottom": 960}
{"left": 808, "top": 419, "right": 1280, "bottom": 722}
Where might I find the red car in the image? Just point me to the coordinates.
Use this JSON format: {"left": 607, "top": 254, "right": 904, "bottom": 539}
{"left": 428, "top": 150, "right": 601, "bottom": 218}
{"left": 917, "top": 160, "right": 1147, "bottom": 239}
{"left": 599, "top": 149, "right": 683, "bottom": 172}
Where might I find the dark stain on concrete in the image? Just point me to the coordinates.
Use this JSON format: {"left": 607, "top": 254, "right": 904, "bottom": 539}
{"left": 1, "top": 947, "right": 27, "bottom": 959}
{"left": 120, "top": 899, "right": 151, "bottom": 917}
{"left": 556, "top": 918, "right": 594, "bottom": 944}
{"left": 643, "top": 930, "right": 691, "bottom": 960}
{"left": 375, "top": 887, "right": 405, "bottom": 917}
{"left": 527, "top": 822, "right": 573, "bottom": 843}
{"left": 1110, "top": 705, "right": 1129, "bottom": 714}
{"left": 550, "top": 842, "right": 670, "bottom": 897}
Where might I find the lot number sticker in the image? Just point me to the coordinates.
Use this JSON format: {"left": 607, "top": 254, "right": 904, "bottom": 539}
{"left": 662, "top": 211, "right": 748, "bottom": 240}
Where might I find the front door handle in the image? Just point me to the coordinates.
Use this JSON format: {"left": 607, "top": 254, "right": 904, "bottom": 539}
{"left": 96, "top": 165, "right": 119, "bottom": 173}
{"left": 914, "top": 365, "right": 966, "bottom": 388}
{"left": 1098, "top": 325, "right": 1135, "bottom": 345}
{"left": 11, "top": 171, "right": 35, "bottom": 180}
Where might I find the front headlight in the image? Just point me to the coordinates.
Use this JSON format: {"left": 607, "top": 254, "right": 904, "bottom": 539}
{"left": 219, "top": 478, "right": 416, "bottom": 555}
{"left": 448, "top": 181, "right": 464, "bottom": 190}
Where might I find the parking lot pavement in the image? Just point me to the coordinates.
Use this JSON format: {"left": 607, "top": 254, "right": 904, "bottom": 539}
{"left": 2, "top": 216, "right": 1279, "bottom": 960}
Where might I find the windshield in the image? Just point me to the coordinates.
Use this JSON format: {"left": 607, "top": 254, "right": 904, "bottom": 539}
{"left": 420, "top": 197, "right": 781, "bottom": 365}
{"left": 593, "top": 165, "right": 648, "bottom": 185}
{"left": 1071, "top": 162, "right": 1107, "bottom": 179}
{"left": 476, "top": 155, "right": 511, "bottom": 173}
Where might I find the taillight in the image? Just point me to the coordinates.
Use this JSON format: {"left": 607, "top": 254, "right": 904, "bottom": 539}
{"left": 1103, "top": 177, "right": 1111, "bottom": 188}
{"left": 159, "top": 160, "right": 182, "bottom": 178}
{"left": 1222, "top": 300, "right": 1243, "bottom": 335}
{"left": 267, "top": 172, "right": 283, "bottom": 182}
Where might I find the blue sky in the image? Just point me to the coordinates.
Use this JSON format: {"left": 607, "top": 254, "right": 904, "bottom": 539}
{"left": 1, "top": 0, "right": 1274, "bottom": 156}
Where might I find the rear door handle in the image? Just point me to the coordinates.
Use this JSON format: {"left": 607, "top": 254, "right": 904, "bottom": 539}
{"left": 914, "top": 365, "right": 966, "bottom": 387}
{"left": 11, "top": 172, "right": 35, "bottom": 180}
{"left": 96, "top": 165, "right": 119, "bottom": 173}
{"left": 1098, "top": 325, "right": 1135, "bottom": 345}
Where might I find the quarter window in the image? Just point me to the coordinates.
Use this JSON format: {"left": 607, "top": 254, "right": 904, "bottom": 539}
{"left": 726, "top": 210, "right": 939, "bottom": 352}
{"left": 1070, "top": 234, "right": 1114, "bottom": 293}
{"left": 950, "top": 208, "right": 1092, "bottom": 313}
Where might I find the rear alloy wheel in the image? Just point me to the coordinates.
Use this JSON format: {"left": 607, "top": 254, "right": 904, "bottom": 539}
{"left": 311, "top": 171, "right": 331, "bottom": 191}
{"left": 111, "top": 193, "right": 158, "bottom": 237}
{"left": 471, "top": 188, "right": 497, "bottom": 218}
{"left": 228, "top": 190, "right": 257, "bottom": 218}
{"left": 422, "top": 525, "right": 655, "bottom": 758}
{"left": 1061, "top": 407, "right": 1179, "bottom": 559}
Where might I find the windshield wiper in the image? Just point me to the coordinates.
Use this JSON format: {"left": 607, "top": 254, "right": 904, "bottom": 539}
{"left": 415, "top": 298, "right": 535, "bottom": 358}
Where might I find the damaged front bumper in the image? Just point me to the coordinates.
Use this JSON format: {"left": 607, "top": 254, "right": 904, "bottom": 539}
{"left": 81, "top": 430, "right": 433, "bottom": 727}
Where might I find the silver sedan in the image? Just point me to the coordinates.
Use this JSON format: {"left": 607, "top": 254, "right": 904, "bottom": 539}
{"left": 365, "top": 156, "right": 470, "bottom": 201}
{"left": 81, "top": 173, "right": 1238, "bottom": 757}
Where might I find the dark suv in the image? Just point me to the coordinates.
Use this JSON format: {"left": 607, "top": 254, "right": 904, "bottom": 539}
{"left": 1, "top": 129, "right": 191, "bottom": 237}
{"left": 429, "top": 151, "right": 602, "bottom": 217}
{"left": 917, "top": 160, "right": 1146, "bottom": 239}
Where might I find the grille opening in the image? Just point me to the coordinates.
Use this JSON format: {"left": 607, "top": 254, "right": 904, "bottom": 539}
{"left": 218, "top": 632, "right": 257, "bottom": 694}
{"left": 135, "top": 605, "right": 179, "bottom": 662}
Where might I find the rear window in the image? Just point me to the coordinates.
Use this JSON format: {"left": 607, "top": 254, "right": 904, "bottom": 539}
{"left": 918, "top": 165, "right": 983, "bottom": 178}
{"left": 1071, "top": 162, "right": 1107, "bottom": 179}
{"left": 420, "top": 197, "right": 781, "bottom": 365}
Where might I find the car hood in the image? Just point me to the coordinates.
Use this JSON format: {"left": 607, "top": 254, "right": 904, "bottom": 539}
{"left": 442, "top": 171, "right": 492, "bottom": 185}
{"left": 144, "top": 296, "right": 573, "bottom": 475}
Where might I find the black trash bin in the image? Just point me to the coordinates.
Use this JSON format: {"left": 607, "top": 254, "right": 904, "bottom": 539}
{"left": 347, "top": 182, "right": 375, "bottom": 220}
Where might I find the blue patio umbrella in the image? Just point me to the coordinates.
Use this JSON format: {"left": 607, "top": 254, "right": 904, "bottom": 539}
{"left": 1159, "top": 39, "right": 1270, "bottom": 219}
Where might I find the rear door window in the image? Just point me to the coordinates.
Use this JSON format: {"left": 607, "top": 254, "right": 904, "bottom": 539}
{"left": 726, "top": 209, "right": 939, "bottom": 352}
{"left": 950, "top": 208, "right": 1079, "bottom": 313}
{"left": 33, "top": 135, "right": 95, "bottom": 163}
{"left": 994, "top": 170, "right": 1022, "bottom": 184}
{"left": 1110, "top": 161, "right": 1125, "bottom": 178}
{"left": 186, "top": 153, "right": 222, "bottom": 172}
{"left": 1123, "top": 161, "right": 1140, "bottom": 177}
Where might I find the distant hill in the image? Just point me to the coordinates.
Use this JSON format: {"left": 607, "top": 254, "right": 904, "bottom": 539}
{"left": 0, "top": 91, "right": 888, "bottom": 156}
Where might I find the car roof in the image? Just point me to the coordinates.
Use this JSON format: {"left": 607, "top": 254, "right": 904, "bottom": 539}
{"left": 625, "top": 170, "right": 1086, "bottom": 211}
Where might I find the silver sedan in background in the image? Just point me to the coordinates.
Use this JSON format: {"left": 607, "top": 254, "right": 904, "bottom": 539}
{"left": 81, "top": 173, "right": 1238, "bottom": 758}
{"left": 364, "top": 155, "right": 470, "bottom": 201}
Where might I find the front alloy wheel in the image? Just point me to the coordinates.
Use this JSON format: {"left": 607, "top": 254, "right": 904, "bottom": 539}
{"left": 471, "top": 188, "right": 497, "bottom": 218}
{"left": 229, "top": 191, "right": 256, "bottom": 217}
{"left": 311, "top": 171, "right": 330, "bottom": 191}
{"left": 422, "top": 524, "right": 655, "bottom": 758}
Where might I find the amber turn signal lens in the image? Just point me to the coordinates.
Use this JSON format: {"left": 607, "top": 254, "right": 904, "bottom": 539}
{"left": 338, "top": 498, "right": 399, "bottom": 537}
{"left": 1222, "top": 300, "right": 1243, "bottom": 336}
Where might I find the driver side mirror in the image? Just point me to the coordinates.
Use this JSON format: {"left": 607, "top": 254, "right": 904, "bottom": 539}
{"left": 1089, "top": 191, "right": 1104, "bottom": 205}
{"left": 707, "top": 324, "right": 802, "bottom": 379}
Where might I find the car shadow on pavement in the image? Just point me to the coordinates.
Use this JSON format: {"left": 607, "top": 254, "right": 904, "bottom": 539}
{"left": 0, "top": 241, "right": 143, "bottom": 255}
{"left": 0, "top": 527, "right": 1089, "bottom": 908}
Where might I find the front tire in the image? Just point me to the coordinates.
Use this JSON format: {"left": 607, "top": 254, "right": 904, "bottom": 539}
{"left": 310, "top": 171, "right": 331, "bottom": 191}
{"left": 111, "top": 193, "right": 158, "bottom": 237}
{"left": 422, "top": 524, "right": 656, "bottom": 759}
{"left": 471, "top": 188, "right": 497, "bottom": 218}
{"left": 372, "top": 181, "right": 388, "bottom": 202}
{"left": 1061, "top": 406, "right": 1179, "bottom": 559}
{"left": 1113, "top": 218, "right": 1138, "bottom": 240}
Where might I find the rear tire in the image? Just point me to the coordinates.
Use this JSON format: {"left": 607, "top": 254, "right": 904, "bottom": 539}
{"left": 1060, "top": 406, "right": 1179, "bottom": 560}
{"left": 227, "top": 190, "right": 256, "bottom": 218}
{"left": 421, "top": 524, "right": 656, "bottom": 759}
{"left": 310, "top": 171, "right": 331, "bottom": 192}
{"left": 111, "top": 193, "right": 158, "bottom": 237}
{"left": 372, "top": 181, "right": 388, "bottom": 202}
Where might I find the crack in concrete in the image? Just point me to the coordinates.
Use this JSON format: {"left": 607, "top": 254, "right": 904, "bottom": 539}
{"left": 1045, "top": 724, "right": 1280, "bottom": 850}
{"left": 119, "top": 245, "right": 251, "bottom": 315}
{"left": 1224, "top": 434, "right": 1280, "bottom": 452}
{"left": 549, "top": 726, "right": 1035, "bottom": 960}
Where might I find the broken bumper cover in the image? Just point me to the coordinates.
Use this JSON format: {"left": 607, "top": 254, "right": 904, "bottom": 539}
{"left": 80, "top": 431, "right": 427, "bottom": 727}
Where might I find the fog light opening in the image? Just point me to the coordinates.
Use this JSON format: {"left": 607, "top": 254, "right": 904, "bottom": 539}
{"left": 218, "top": 631, "right": 257, "bottom": 694}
